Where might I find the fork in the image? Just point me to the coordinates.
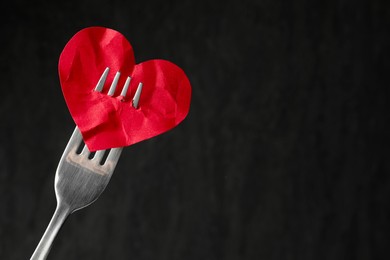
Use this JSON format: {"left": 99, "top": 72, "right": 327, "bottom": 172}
{"left": 30, "top": 68, "right": 143, "bottom": 260}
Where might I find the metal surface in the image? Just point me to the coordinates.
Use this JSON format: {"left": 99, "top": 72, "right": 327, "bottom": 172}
{"left": 120, "top": 76, "right": 131, "bottom": 98}
{"left": 30, "top": 128, "right": 122, "bottom": 260}
{"left": 108, "top": 72, "right": 121, "bottom": 96}
{"left": 132, "top": 82, "right": 143, "bottom": 108}
{"left": 30, "top": 68, "right": 140, "bottom": 260}
{"left": 94, "top": 67, "right": 110, "bottom": 92}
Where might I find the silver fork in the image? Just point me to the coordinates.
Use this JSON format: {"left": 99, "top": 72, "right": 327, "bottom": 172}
{"left": 31, "top": 68, "right": 143, "bottom": 260}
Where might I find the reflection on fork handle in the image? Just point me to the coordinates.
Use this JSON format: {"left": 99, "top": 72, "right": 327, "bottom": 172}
{"left": 30, "top": 203, "right": 70, "bottom": 260}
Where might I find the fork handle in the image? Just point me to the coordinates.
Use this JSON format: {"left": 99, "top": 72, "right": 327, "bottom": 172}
{"left": 30, "top": 203, "right": 70, "bottom": 260}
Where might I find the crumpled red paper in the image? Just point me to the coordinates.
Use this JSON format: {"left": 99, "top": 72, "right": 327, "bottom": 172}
{"left": 59, "top": 27, "right": 192, "bottom": 151}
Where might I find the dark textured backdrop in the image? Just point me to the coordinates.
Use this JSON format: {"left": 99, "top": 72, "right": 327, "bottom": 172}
{"left": 0, "top": 0, "right": 389, "bottom": 259}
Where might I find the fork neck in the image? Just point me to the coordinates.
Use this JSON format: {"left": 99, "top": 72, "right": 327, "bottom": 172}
{"left": 30, "top": 203, "right": 71, "bottom": 260}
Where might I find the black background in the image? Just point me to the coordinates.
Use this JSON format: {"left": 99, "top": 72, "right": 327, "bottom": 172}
{"left": 0, "top": 0, "right": 389, "bottom": 259}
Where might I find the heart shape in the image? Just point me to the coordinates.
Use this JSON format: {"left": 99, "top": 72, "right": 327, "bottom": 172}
{"left": 59, "top": 27, "right": 191, "bottom": 151}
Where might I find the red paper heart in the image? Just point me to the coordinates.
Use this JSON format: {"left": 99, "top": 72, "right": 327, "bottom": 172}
{"left": 59, "top": 27, "right": 191, "bottom": 151}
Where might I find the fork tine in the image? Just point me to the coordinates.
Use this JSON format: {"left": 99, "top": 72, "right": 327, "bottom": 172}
{"left": 132, "top": 82, "right": 143, "bottom": 108}
{"left": 108, "top": 72, "right": 121, "bottom": 96}
{"left": 80, "top": 144, "right": 90, "bottom": 156}
{"left": 66, "top": 127, "right": 83, "bottom": 152}
{"left": 93, "top": 150, "right": 105, "bottom": 163}
{"left": 106, "top": 148, "right": 122, "bottom": 163}
{"left": 95, "top": 67, "right": 110, "bottom": 92}
{"left": 120, "top": 76, "right": 131, "bottom": 98}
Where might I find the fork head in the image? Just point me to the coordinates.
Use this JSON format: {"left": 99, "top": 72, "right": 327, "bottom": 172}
{"left": 55, "top": 128, "right": 122, "bottom": 213}
{"left": 54, "top": 67, "right": 139, "bottom": 213}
